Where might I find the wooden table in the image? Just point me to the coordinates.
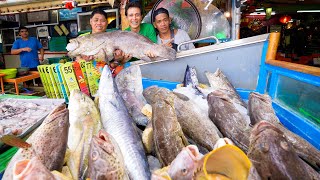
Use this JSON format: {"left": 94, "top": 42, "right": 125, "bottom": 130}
{"left": 3, "top": 71, "right": 40, "bottom": 95}
{"left": 0, "top": 73, "right": 5, "bottom": 94}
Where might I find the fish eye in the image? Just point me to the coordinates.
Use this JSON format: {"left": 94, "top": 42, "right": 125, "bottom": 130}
{"left": 260, "top": 142, "right": 269, "bottom": 153}
{"left": 280, "top": 140, "right": 289, "bottom": 151}
{"left": 92, "top": 151, "right": 99, "bottom": 161}
{"left": 181, "top": 168, "right": 188, "bottom": 175}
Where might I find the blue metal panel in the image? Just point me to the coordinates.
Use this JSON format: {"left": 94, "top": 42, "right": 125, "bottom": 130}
{"left": 265, "top": 64, "right": 320, "bottom": 87}
{"left": 256, "top": 39, "right": 270, "bottom": 93}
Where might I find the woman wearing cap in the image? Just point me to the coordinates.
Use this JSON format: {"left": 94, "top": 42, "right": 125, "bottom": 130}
{"left": 153, "top": 8, "right": 195, "bottom": 51}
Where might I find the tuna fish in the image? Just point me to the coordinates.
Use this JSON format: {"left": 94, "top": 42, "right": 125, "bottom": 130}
{"left": 13, "top": 157, "right": 55, "bottom": 180}
{"left": 88, "top": 129, "right": 129, "bottom": 180}
{"left": 207, "top": 90, "right": 251, "bottom": 152}
{"left": 115, "top": 65, "right": 149, "bottom": 126}
{"left": 98, "top": 66, "right": 151, "bottom": 180}
{"left": 248, "top": 121, "right": 312, "bottom": 179}
{"left": 3, "top": 104, "right": 69, "bottom": 180}
{"left": 248, "top": 92, "right": 320, "bottom": 170}
{"left": 205, "top": 68, "right": 247, "bottom": 108}
{"left": 144, "top": 86, "right": 222, "bottom": 151}
{"left": 67, "top": 89, "right": 102, "bottom": 180}
{"left": 66, "top": 31, "right": 176, "bottom": 62}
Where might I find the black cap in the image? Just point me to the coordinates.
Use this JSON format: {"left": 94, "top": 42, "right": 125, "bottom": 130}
{"left": 152, "top": 7, "right": 169, "bottom": 23}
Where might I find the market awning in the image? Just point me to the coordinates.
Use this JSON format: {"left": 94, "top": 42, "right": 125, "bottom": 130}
{"left": 0, "top": 0, "right": 114, "bottom": 15}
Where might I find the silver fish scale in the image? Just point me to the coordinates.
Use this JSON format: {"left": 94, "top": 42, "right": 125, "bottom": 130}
{"left": 99, "top": 67, "right": 150, "bottom": 180}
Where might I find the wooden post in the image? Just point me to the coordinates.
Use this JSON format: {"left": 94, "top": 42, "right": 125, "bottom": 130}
{"left": 266, "top": 32, "right": 280, "bottom": 61}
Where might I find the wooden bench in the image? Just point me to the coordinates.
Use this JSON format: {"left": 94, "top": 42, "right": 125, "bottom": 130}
{"left": 3, "top": 71, "right": 40, "bottom": 95}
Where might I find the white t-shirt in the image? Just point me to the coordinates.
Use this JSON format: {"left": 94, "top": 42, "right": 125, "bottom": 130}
{"left": 157, "top": 29, "right": 195, "bottom": 51}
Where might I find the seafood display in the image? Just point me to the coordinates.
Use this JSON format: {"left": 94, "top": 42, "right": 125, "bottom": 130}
{"left": 0, "top": 99, "right": 63, "bottom": 136}
{"left": 1, "top": 65, "right": 319, "bottom": 180}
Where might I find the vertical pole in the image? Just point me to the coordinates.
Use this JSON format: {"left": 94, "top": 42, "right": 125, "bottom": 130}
{"left": 266, "top": 32, "right": 280, "bottom": 61}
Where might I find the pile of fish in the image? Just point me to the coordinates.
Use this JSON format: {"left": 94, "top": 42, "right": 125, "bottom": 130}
{"left": 2, "top": 65, "right": 320, "bottom": 180}
{"left": 0, "top": 99, "right": 61, "bottom": 136}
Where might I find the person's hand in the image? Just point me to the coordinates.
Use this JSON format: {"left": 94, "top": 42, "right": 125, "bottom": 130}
{"left": 80, "top": 55, "right": 94, "bottom": 62}
{"left": 114, "top": 49, "right": 132, "bottom": 64}
{"left": 161, "top": 38, "right": 174, "bottom": 48}
{"left": 23, "top": 47, "right": 32, "bottom": 52}
{"left": 144, "top": 50, "right": 156, "bottom": 58}
{"left": 39, "top": 56, "right": 44, "bottom": 62}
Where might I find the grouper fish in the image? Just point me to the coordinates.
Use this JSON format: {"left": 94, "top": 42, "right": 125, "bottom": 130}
{"left": 88, "top": 130, "right": 129, "bottom": 180}
{"left": 248, "top": 92, "right": 320, "bottom": 171}
{"left": 3, "top": 104, "right": 69, "bottom": 180}
{"left": 66, "top": 31, "right": 176, "bottom": 62}
{"left": 248, "top": 121, "right": 313, "bottom": 179}
{"left": 98, "top": 66, "right": 151, "bottom": 180}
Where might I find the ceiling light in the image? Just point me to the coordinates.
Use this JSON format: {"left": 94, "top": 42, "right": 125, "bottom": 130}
{"left": 297, "top": 10, "right": 320, "bottom": 13}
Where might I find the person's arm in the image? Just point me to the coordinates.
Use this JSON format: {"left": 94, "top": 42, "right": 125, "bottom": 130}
{"left": 11, "top": 48, "right": 31, "bottom": 55}
{"left": 39, "top": 48, "right": 44, "bottom": 61}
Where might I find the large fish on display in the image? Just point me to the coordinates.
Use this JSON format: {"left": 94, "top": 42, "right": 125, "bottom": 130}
{"left": 248, "top": 121, "right": 314, "bottom": 179}
{"left": 98, "top": 66, "right": 151, "bottom": 180}
{"left": 66, "top": 31, "right": 176, "bottom": 62}
{"left": 67, "top": 89, "right": 102, "bottom": 180}
{"left": 115, "top": 65, "right": 149, "bottom": 126}
{"left": 88, "top": 130, "right": 129, "bottom": 180}
{"left": 144, "top": 86, "right": 222, "bottom": 152}
{"left": 207, "top": 90, "right": 251, "bottom": 152}
{"left": 3, "top": 104, "right": 69, "bottom": 180}
{"left": 248, "top": 92, "right": 320, "bottom": 171}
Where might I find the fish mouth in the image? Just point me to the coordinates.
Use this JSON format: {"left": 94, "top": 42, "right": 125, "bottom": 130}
{"left": 93, "top": 130, "right": 114, "bottom": 154}
{"left": 66, "top": 40, "right": 79, "bottom": 52}
{"left": 251, "top": 121, "right": 282, "bottom": 136}
{"left": 250, "top": 92, "right": 270, "bottom": 103}
{"left": 46, "top": 103, "right": 68, "bottom": 123}
{"left": 186, "top": 145, "right": 202, "bottom": 161}
{"left": 14, "top": 159, "right": 30, "bottom": 177}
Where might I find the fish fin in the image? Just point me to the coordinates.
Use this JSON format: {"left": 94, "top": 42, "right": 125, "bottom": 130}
{"left": 173, "top": 92, "right": 190, "bottom": 101}
{"left": 0, "top": 135, "right": 31, "bottom": 148}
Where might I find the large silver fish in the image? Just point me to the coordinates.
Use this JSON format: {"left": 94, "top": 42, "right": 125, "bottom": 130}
{"left": 248, "top": 92, "right": 320, "bottom": 170}
{"left": 115, "top": 65, "right": 149, "bottom": 126}
{"left": 66, "top": 31, "right": 176, "bottom": 62}
{"left": 98, "top": 66, "right": 151, "bottom": 180}
{"left": 3, "top": 104, "right": 69, "bottom": 180}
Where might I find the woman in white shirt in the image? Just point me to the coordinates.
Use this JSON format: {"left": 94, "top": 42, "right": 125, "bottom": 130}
{"left": 152, "top": 8, "right": 195, "bottom": 51}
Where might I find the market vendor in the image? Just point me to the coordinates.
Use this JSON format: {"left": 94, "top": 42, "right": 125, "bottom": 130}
{"left": 152, "top": 8, "right": 195, "bottom": 51}
{"left": 11, "top": 26, "right": 44, "bottom": 86}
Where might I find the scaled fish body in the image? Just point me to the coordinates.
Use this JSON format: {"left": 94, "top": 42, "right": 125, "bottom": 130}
{"left": 115, "top": 65, "right": 149, "bottom": 126}
{"left": 3, "top": 104, "right": 69, "bottom": 180}
{"left": 248, "top": 92, "right": 320, "bottom": 170}
{"left": 207, "top": 90, "right": 251, "bottom": 152}
{"left": 67, "top": 31, "right": 176, "bottom": 62}
{"left": 248, "top": 121, "right": 312, "bottom": 179}
{"left": 67, "top": 89, "right": 102, "bottom": 179}
{"left": 99, "top": 66, "right": 151, "bottom": 180}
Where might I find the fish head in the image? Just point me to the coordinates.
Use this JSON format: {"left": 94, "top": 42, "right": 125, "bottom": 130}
{"left": 168, "top": 145, "right": 202, "bottom": 179}
{"left": 143, "top": 86, "right": 172, "bottom": 104}
{"left": 194, "top": 145, "right": 251, "bottom": 180}
{"left": 43, "top": 103, "right": 69, "bottom": 127}
{"left": 69, "top": 89, "right": 98, "bottom": 117}
{"left": 13, "top": 157, "right": 54, "bottom": 179}
{"left": 89, "top": 130, "right": 125, "bottom": 179}
{"left": 249, "top": 121, "right": 291, "bottom": 155}
{"left": 249, "top": 92, "right": 272, "bottom": 105}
